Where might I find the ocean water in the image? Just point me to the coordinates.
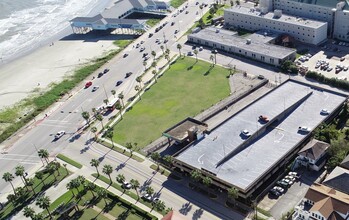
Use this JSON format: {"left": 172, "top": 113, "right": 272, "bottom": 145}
{"left": 0, "top": 0, "right": 110, "bottom": 63}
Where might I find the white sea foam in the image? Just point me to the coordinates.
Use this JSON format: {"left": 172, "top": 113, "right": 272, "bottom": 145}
{"left": 0, "top": 0, "right": 100, "bottom": 61}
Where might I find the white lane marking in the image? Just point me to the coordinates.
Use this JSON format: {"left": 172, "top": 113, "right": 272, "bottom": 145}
{"left": 274, "top": 131, "right": 285, "bottom": 143}
{"left": 0, "top": 157, "right": 40, "bottom": 163}
{"left": 44, "top": 120, "right": 69, "bottom": 123}
{"left": 19, "top": 161, "right": 40, "bottom": 165}
{"left": 38, "top": 124, "right": 70, "bottom": 128}
{"left": 1, "top": 154, "right": 39, "bottom": 158}
{"left": 198, "top": 154, "right": 205, "bottom": 164}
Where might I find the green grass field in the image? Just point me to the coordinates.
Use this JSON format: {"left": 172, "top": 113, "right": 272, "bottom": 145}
{"left": 112, "top": 57, "right": 230, "bottom": 148}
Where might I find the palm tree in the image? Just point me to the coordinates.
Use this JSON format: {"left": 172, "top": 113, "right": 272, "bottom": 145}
{"left": 38, "top": 149, "right": 49, "bottom": 165}
{"left": 7, "top": 194, "right": 16, "bottom": 206}
{"left": 103, "top": 99, "right": 109, "bottom": 105}
{"left": 35, "top": 172, "right": 45, "bottom": 187}
{"left": 209, "top": 54, "right": 215, "bottom": 66}
{"left": 130, "top": 179, "right": 140, "bottom": 199}
{"left": 151, "top": 70, "right": 158, "bottom": 82}
{"left": 90, "top": 159, "right": 100, "bottom": 176}
{"left": 190, "top": 170, "right": 202, "bottom": 183}
{"left": 27, "top": 178, "right": 36, "bottom": 195}
{"left": 116, "top": 174, "right": 125, "bottom": 183}
{"left": 15, "top": 165, "right": 29, "bottom": 191}
{"left": 32, "top": 213, "right": 45, "bottom": 220}
{"left": 177, "top": 44, "right": 182, "bottom": 56}
{"left": 115, "top": 102, "right": 123, "bottom": 119}
{"left": 235, "top": 0, "right": 240, "bottom": 5}
{"left": 151, "top": 152, "right": 161, "bottom": 170}
{"left": 146, "top": 186, "right": 154, "bottom": 195}
{"left": 66, "top": 181, "right": 76, "bottom": 197}
{"left": 95, "top": 114, "right": 104, "bottom": 128}
{"left": 86, "top": 182, "right": 96, "bottom": 197}
{"left": 154, "top": 200, "right": 166, "bottom": 211}
{"left": 81, "top": 111, "right": 90, "bottom": 124}
{"left": 111, "top": 89, "right": 116, "bottom": 98}
{"left": 165, "top": 54, "right": 170, "bottom": 68}
{"left": 36, "top": 196, "right": 52, "bottom": 219}
{"left": 97, "top": 188, "right": 108, "bottom": 206}
{"left": 151, "top": 61, "right": 157, "bottom": 71}
{"left": 202, "top": 176, "right": 212, "bottom": 194}
{"left": 3, "top": 172, "right": 16, "bottom": 195}
{"left": 105, "top": 130, "right": 114, "bottom": 147}
{"left": 151, "top": 50, "right": 156, "bottom": 60}
{"left": 160, "top": 45, "right": 164, "bottom": 54}
{"left": 102, "top": 164, "right": 113, "bottom": 184}
{"left": 71, "top": 178, "right": 81, "bottom": 194}
{"left": 163, "top": 155, "right": 173, "bottom": 167}
{"left": 227, "top": 187, "right": 239, "bottom": 206}
{"left": 125, "top": 142, "right": 133, "bottom": 155}
{"left": 92, "top": 107, "right": 97, "bottom": 116}
{"left": 91, "top": 126, "right": 98, "bottom": 140}
{"left": 143, "top": 61, "right": 147, "bottom": 71}
{"left": 118, "top": 92, "right": 125, "bottom": 108}
{"left": 23, "top": 206, "right": 35, "bottom": 219}
{"left": 54, "top": 161, "right": 61, "bottom": 176}
{"left": 193, "top": 49, "right": 198, "bottom": 61}
{"left": 47, "top": 163, "right": 57, "bottom": 180}
{"left": 136, "top": 76, "right": 142, "bottom": 90}
{"left": 135, "top": 85, "right": 141, "bottom": 100}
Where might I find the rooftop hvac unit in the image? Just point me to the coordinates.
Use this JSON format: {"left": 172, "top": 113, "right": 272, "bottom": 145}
{"left": 246, "top": 39, "right": 251, "bottom": 44}
{"left": 273, "top": 9, "right": 282, "bottom": 18}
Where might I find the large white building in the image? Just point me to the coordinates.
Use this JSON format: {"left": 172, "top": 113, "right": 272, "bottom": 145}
{"left": 260, "top": 0, "right": 349, "bottom": 41}
{"left": 224, "top": 6, "right": 328, "bottom": 45}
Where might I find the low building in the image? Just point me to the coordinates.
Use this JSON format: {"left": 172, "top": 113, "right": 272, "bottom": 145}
{"left": 224, "top": 6, "right": 328, "bottom": 45}
{"left": 323, "top": 166, "right": 349, "bottom": 195}
{"left": 296, "top": 139, "right": 329, "bottom": 171}
{"left": 292, "top": 183, "right": 349, "bottom": 220}
{"left": 340, "top": 154, "right": 349, "bottom": 170}
{"left": 187, "top": 27, "right": 296, "bottom": 66}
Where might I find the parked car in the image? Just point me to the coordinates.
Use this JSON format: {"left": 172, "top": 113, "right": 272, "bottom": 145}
{"left": 199, "top": 46, "right": 203, "bottom": 51}
{"left": 123, "top": 53, "right": 128, "bottom": 58}
{"left": 140, "top": 47, "right": 145, "bottom": 52}
{"left": 116, "top": 80, "right": 123, "bottom": 86}
{"left": 283, "top": 178, "right": 294, "bottom": 185}
{"left": 174, "top": 30, "right": 179, "bottom": 34}
{"left": 298, "top": 126, "right": 311, "bottom": 133}
{"left": 276, "top": 180, "right": 289, "bottom": 189}
{"left": 54, "top": 131, "right": 65, "bottom": 139}
{"left": 241, "top": 130, "right": 251, "bottom": 137}
{"left": 144, "top": 55, "right": 150, "bottom": 61}
{"left": 259, "top": 115, "right": 269, "bottom": 123}
{"left": 142, "top": 193, "right": 152, "bottom": 201}
{"left": 103, "top": 68, "right": 110, "bottom": 74}
{"left": 98, "top": 72, "right": 104, "bottom": 78}
{"left": 171, "top": 22, "right": 175, "bottom": 26}
{"left": 92, "top": 86, "right": 99, "bottom": 92}
{"left": 320, "top": 109, "right": 330, "bottom": 115}
{"left": 125, "top": 72, "right": 133, "bottom": 78}
{"left": 122, "top": 181, "right": 132, "bottom": 189}
{"left": 152, "top": 197, "right": 160, "bottom": 203}
{"left": 340, "top": 57, "right": 345, "bottom": 62}
{"left": 285, "top": 175, "right": 296, "bottom": 182}
{"left": 85, "top": 81, "right": 92, "bottom": 88}
{"left": 273, "top": 186, "right": 285, "bottom": 194}
{"left": 143, "top": 52, "right": 148, "bottom": 58}
{"left": 269, "top": 188, "right": 281, "bottom": 197}
{"left": 140, "top": 40, "right": 145, "bottom": 44}
{"left": 148, "top": 33, "right": 153, "bottom": 38}
{"left": 187, "top": 51, "right": 194, "bottom": 56}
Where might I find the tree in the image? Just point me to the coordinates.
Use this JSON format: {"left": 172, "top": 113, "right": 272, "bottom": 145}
{"left": 230, "top": 0, "right": 234, "bottom": 6}
{"left": 86, "top": 182, "right": 96, "bottom": 197}
{"left": 36, "top": 196, "right": 52, "bottom": 219}
{"left": 163, "top": 155, "right": 173, "bottom": 167}
{"left": 32, "top": 213, "right": 45, "bottom": 220}
{"left": 103, "top": 99, "right": 109, "bottom": 105}
{"left": 202, "top": 176, "right": 212, "bottom": 193}
{"left": 90, "top": 159, "right": 100, "bottom": 176}
{"left": 3, "top": 172, "right": 16, "bottom": 195}
{"left": 15, "top": 165, "right": 29, "bottom": 191}
{"left": 118, "top": 92, "right": 125, "bottom": 108}
{"left": 81, "top": 111, "right": 90, "bottom": 124}
{"left": 165, "top": 54, "right": 170, "bottom": 68}
{"left": 136, "top": 76, "right": 142, "bottom": 90}
{"left": 160, "top": 45, "right": 164, "bottom": 54}
{"left": 102, "top": 164, "right": 113, "bottom": 184}
{"left": 135, "top": 85, "right": 141, "bottom": 100}
{"left": 146, "top": 186, "right": 154, "bottom": 195}
{"left": 190, "top": 170, "right": 202, "bottom": 183}
{"left": 125, "top": 142, "right": 133, "bottom": 155}
{"left": 105, "top": 129, "right": 114, "bottom": 147}
{"left": 35, "top": 171, "right": 45, "bottom": 187}
{"left": 115, "top": 102, "right": 123, "bottom": 120}
{"left": 91, "top": 126, "right": 98, "bottom": 140}
{"left": 27, "top": 178, "right": 36, "bottom": 195}
{"left": 95, "top": 114, "right": 104, "bottom": 128}
{"left": 7, "top": 194, "right": 16, "bottom": 206}
{"left": 154, "top": 200, "right": 166, "bottom": 211}
{"left": 47, "top": 163, "right": 57, "bottom": 180}
{"left": 143, "top": 61, "right": 147, "bottom": 71}
{"left": 23, "top": 206, "right": 35, "bottom": 218}
{"left": 152, "top": 70, "right": 158, "bottom": 83}
{"left": 92, "top": 107, "right": 97, "bottom": 116}
{"left": 235, "top": 0, "right": 240, "bottom": 5}
{"left": 130, "top": 179, "right": 140, "bottom": 199}
{"left": 97, "top": 188, "right": 108, "bottom": 205}
{"left": 111, "top": 89, "right": 116, "bottom": 98}
{"left": 71, "top": 178, "right": 81, "bottom": 194}
{"left": 66, "top": 181, "right": 76, "bottom": 197}
{"left": 151, "top": 50, "right": 156, "bottom": 60}
{"left": 117, "top": 174, "right": 125, "bottom": 183}
{"left": 165, "top": 48, "right": 170, "bottom": 55}
{"left": 151, "top": 61, "right": 157, "bottom": 71}
{"left": 209, "top": 54, "right": 215, "bottom": 66}
{"left": 227, "top": 187, "right": 239, "bottom": 202}
{"left": 151, "top": 152, "right": 161, "bottom": 170}
{"left": 177, "top": 44, "right": 182, "bottom": 57}
{"left": 54, "top": 161, "right": 61, "bottom": 176}
{"left": 193, "top": 49, "right": 198, "bottom": 61}
{"left": 38, "top": 149, "right": 49, "bottom": 165}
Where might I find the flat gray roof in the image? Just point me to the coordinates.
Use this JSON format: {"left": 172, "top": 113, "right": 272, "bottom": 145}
{"left": 225, "top": 6, "right": 328, "bottom": 29}
{"left": 176, "top": 80, "right": 347, "bottom": 192}
{"left": 189, "top": 27, "right": 295, "bottom": 59}
{"left": 288, "top": 0, "right": 348, "bottom": 9}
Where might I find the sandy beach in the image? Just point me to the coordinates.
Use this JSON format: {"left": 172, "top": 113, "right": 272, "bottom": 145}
{"left": 0, "top": 35, "right": 118, "bottom": 110}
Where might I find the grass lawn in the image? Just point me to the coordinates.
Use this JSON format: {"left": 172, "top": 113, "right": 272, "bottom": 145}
{"left": 68, "top": 208, "right": 110, "bottom": 220}
{"left": 146, "top": 19, "right": 161, "bottom": 27}
{"left": 112, "top": 57, "right": 230, "bottom": 147}
{"left": 57, "top": 154, "right": 82, "bottom": 169}
{"left": 170, "top": 0, "right": 187, "bottom": 8}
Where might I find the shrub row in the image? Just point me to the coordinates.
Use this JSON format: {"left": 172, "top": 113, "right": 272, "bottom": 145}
{"left": 306, "top": 71, "right": 349, "bottom": 90}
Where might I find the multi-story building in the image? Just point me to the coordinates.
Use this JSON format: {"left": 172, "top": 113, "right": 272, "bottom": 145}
{"left": 260, "top": 0, "right": 349, "bottom": 41}
{"left": 224, "top": 6, "right": 328, "bottom": 45}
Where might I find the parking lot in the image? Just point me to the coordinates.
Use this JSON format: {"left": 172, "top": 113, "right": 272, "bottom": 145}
{"left": 297, "top": 41, "right": 349, "bottom": 80}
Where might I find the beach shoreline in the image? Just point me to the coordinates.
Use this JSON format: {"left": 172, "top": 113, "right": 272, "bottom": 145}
{"left": 0, "top": 0, "right": 120, "bottom": 110}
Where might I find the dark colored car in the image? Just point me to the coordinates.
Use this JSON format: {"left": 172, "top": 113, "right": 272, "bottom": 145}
{"left": 125, "top": 72, "right": 133, "bottom": 78}
{"left": 143, "top": 52, "right": 148, "bottom": 58}
{"left": 148, "top": 33, "right": 153, "bottom": 38}
{"left": 116, "top": 80, "right": 123, "bottom": 86}
{"left": 171, "top": 22, "right": 175, "bottom": 26}
{"left": 269, "top": 188, "right": 281, "bottom": 197}
{"left": 103, "top": 68, "right": 109, "bottom": 74}
{"left": 123, "top": 53, "right": 128, "bottom": 58}
{"left": 97, "top": 72, "right": 104, "bottom": 78}
{"left": 259, "top": 115, "right": 269, "bottom": 123}
{"left": 276, "top": 180, "right": 289, "bottom": 189}
{"left": 85, "top": 81, "right": 92, "bottom": 88}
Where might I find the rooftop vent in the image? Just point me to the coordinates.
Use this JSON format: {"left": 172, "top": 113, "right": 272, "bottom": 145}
{"left": 273, "top": 9, "right": 282, "bottom": 18}
{"left": 246, "top": 39, "right": 251, "bottom": 44}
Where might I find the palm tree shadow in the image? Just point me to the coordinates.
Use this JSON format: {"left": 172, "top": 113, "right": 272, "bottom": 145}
{"left": 204, "top": 66, "right": 214, "bottom": 76}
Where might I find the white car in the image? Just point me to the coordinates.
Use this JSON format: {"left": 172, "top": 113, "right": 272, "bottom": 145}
{"left": 298, "top": 126, "right": 311, "bottom": 133}
{"left": 283, "top": 178, "right": 294, "bottom": 185}
{"left": 122, "top": 181, "right": 132, "bottom": 189}
{"left": 241, "top": 130, "right": 251, "bottom": 137}
{"left": 273, "top": 186, "right": 285, "bottom": 194}
{"left": 288, "top": 171, "right": 297, "bottom": 177}
{"left": 320, "top": 109, "right": 330, "bottom": 115}
{"left": 92, "top": 86, "right": 99, "bottom": 92}
{"left": 142, "top": 193, "right": 152, "bottom": 201}
{"left": 285, "top": 175, "right": 296, "bottom": 182}
{"left": 54, "top": 131, "right": 65, "bottom": 139}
